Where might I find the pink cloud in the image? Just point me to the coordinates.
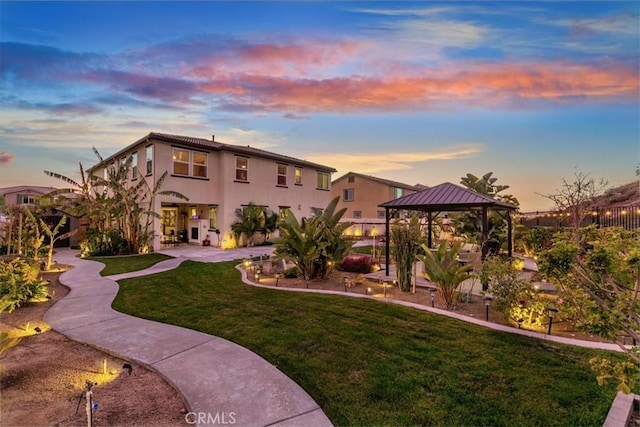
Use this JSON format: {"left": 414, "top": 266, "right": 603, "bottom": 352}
{"left": 196, "top": 61, "right": 638, "bottom": 113}
{"left": 0, "top": 151, "right": 16, "bottom": 166}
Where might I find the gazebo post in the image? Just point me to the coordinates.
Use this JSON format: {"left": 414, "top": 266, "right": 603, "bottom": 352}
{"left": 427, "top": 212, "right": 433, "bottom": 249}
{"left": 385, "top": 208, "right": 390, "bottom": 276}
{"left": 482, "top": 206, "right": 489, "bottom": 243}
{"left": 507, "top": 211, "right": 513, "bottom": 258}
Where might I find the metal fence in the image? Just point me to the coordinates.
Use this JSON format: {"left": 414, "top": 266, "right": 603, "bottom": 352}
{"left": 519, "top": 206, "right": 640, "bottom": 230}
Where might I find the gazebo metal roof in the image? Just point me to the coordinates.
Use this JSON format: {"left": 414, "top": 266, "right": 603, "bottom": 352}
{"left": 379, "top": 182, "right": 518, "bottom": 275}
{"left": 379, "top": 182, "right": 517, "bottom": 211}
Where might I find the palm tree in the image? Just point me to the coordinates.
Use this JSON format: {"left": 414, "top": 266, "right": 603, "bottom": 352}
{"left": 274, "top": 197, "right": 353, "bottom": 279}
{"left": 417, "top": 241, "right": 473, "bottom": 309}
{"left": 230, "top": 202, "right": 266, "bottom": 247}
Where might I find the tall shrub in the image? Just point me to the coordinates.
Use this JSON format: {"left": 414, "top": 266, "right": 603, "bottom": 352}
{"left": 417, "top": 241, "right": 472, "bottom": 308}
{"left": 0, "top": 257, "right": 47, "bottom": 313}
{"left": 390, "top": 216, "right": 423, "bottom": 292}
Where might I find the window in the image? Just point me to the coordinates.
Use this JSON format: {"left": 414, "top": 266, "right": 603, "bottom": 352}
{"left": 209, "top": 206, "right": 218, "bottom": 229}
{"left": 193, "top": 152, "right": 207, "bottom": 177}
{"left": 16, "top": 194, "right": 38, "bottom": 205}
{"left": 146, "top": 145, "right": 153, "bottom": 175}
{"left": 348, "top": 175, "right": 355, "bottom": 183}
{"left": 279, "top": 206, "right": 290, "bottom": 220}
{"left": 394, "top": 187, "right": 404, "bottom": 199}
{"left": 236, "top": 157, "right": 248, "bottom": 181}
{"left": 316, "top": 172, "right": 329, "bottom": 190}
{"left": 131, "top": 152, "right": 138, "bottom": 179}
{"left": 353, "top": 210, "right": 362, "bottom": 219}
{"left": 295, "top": 167, "right": 302, "bottom": 185}
{"left": 173, "top": 149, "right": 189, "bottom": 176}
{"left": 343, "top": 188, "right": 354, "bottom": 202}
{"left": 277, "top": 164, "right": 287, "bottom": 186}
{"left": 377, "top": 210, "right": 386, "bottom": 219}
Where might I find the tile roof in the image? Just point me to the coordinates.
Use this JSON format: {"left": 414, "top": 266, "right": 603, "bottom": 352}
{"left": 95, "top": 132, "right": 336, "bottom": 172}
{"left": 379, "top": 182, "right": 517, "bottom": 210}
{"left": 332, "top": 171, "right": 423, "bottom": 191}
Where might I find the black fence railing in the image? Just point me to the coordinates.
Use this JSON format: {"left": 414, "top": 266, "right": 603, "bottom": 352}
{"left": 519, "top": 206, "right": 640, "bottom": 230}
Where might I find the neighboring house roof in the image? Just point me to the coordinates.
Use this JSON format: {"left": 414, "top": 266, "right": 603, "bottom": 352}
{"left": 379, "top": 181, "right": 517, "bottom": 211}
{"left": 332, "top": 171, "right": 422, "bottom": 191}
{"left": 92, "top": 132, "right": 337, "bottom": 173}
{"left": 0, "top": 185, "right": 58, "bottom": 195}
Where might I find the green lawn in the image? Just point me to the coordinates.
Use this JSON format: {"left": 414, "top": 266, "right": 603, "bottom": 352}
{"left": 90, "top": 253, "right": 174, "bottom": 276}
{"left": 113, "top": 260, "right": 622, "bottom": 426}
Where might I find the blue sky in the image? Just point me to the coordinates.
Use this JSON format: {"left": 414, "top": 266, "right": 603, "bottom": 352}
{"left": 1, "top": 1, "right": 638, "bottom": 210}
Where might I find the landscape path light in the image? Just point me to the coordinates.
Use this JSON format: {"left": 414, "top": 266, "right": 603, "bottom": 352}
{"left": 275, "top": 272, "right": 281, "bottom": 287}
{"left": 429, "top": 287, "right": 436, "bottom": 308}
{"left": 484, "top": 293, "right": 493, "bottom": 321}
{"left": 546, "top": 306, "right": 559, "bottom": 335}
{"left": 343, "top": 276, "right": 349, "bottom": 292}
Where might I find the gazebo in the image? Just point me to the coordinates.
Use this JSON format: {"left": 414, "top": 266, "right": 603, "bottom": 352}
{"left": 379, "top": 182, "right": 518, "bottom": 276}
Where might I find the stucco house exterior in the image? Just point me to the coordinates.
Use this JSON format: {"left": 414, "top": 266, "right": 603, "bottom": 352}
{"left": 89, "top": 132, "right": 337, "bottom": 251}
{"left": 0, "top": 185, "right": 81, "bottom": 247}
{"left": 331, "top": 172, "right": 422, "bottom": 237}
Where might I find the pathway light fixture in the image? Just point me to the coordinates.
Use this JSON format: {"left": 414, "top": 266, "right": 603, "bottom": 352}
{"left": 484, "top": 294, "right": 494, "bottom": 321}
{"left": 546, "top": 306, "right": 559, "bottom": 335}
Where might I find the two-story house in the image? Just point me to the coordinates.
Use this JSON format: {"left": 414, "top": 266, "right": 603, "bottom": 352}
{"left": 0, "top": 185, "right": 81, "bottom": 247}
{"left": 89, "top": 132, "right": 336, "bottom": 251}
{"left": 331, "top": 172, "right": 422, "bottom": 237}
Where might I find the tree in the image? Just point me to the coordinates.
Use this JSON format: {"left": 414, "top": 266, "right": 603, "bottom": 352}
{"left": 274, "top": 197, "right": 353, "bottom": 279}
{"left": 417, "top": 241, "right": 473, "bottom": 308}
{"left": 538, "top": 169, "right": 608, "bottom": 240}
{"left": 538, "top": 227, "right": 639, "bottom": 392}
{"left": 451, "top": 172, "right": 519, "bottom": 244}
{"left": 230, "top": 202, "right": 268, "bottom": 247}
{"left": 390, "top": 216, "right": 423, "bottom": 292}
{"left": 46, "top": 148, "right": 187, "bottom": 254}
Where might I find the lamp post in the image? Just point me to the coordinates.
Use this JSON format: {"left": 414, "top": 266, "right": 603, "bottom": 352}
{"left": 429, "top": 287, "right": 436, "bottom": 308}
{"left": 546, "top": 307, "right": 559, "bottom": 335}
{"left": 484, "top": 294, "right": 493, "bottom": 321}
{"left": 275, "top": 272, "right": 281, "bottom": 287}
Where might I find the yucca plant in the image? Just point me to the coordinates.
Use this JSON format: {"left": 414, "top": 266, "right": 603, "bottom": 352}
{"left": 417, "top": 241, "right": 473, "bottom": 309}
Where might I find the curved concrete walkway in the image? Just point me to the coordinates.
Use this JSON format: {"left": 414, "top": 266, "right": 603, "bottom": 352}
{"left": 44, "top": 248, "right": 332, "bottom": 427}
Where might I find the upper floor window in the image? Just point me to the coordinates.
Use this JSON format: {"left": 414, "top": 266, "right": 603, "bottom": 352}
{"left": 295, "top": 167, "right": 302, "bottom": 185}
{"left": 131, "top": 151, "right": 138, "bottom": 179}
{"left": 277, "top": 164, "right": 287, "bottom": 186}
{"left": 353, "top": 210, "right": 362, "bottom": 219}
{"left": 192, "top": 152, "right": 207, "bottom": 178}
{"left": 236, "top": 157, "right": 248, "bottom": 181}
{"left": 16, "top": 194, "right": 38, "bottom": 205}
{"left": 394, "top": 187, "right": 404, "bottom": 199}
{"left": 377, "top": 210, "right": 386, "bottom": 219}
{"left": 173, "top": 149, "right": 190, "bottom": 176}
{"left": 146, "top": 145, "right": 153, "bottom": 175}
{"left": 343, "top": 188, "right": 354, "bottom": 202}
{"left": 317, "top": 172, "right": 329, "bottom": 190}
{"left": 348, "top": 175, "right": 355, "bottom": 183}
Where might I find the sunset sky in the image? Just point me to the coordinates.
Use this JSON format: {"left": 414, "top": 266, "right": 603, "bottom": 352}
{"left": 1, "top": 1, "right": 638, "bottom": 210}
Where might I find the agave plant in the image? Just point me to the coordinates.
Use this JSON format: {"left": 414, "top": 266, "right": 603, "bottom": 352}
{"left": 417, "top": 240, "right": 473, "bottom": 309}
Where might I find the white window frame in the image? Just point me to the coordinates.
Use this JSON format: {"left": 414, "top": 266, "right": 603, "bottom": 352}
{"left": 173, "top": 148, "right": 190, "bottom": 176}
{"left": 131, "top": 151, "right": 138, "bottom": 180}
{"left": 277, "top": 164, "right": 287, "bottom": 186}
{"left": 394, "top": 187, "right": 403, "bottom": 199}
{"left": 192, "top": 151, "right": 207, "bottom": 178}
{"left": 236, "top": 157, "right": 249, "bottom": 181}
{"left": 146, "top": 145, "right": 153, "bottom": 175}
{"left": 343, "top": 188, "right": 354, "bottom": 202}
{"left": 294, "top": 167, "right": 302, "bottom": 185}
{"left": 317, "top": 172, "right": 329, "bottom": 190}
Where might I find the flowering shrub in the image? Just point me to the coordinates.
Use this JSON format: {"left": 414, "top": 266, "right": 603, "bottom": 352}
{"left": 339, "top": 255, "right": 380, "bottom": 274}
